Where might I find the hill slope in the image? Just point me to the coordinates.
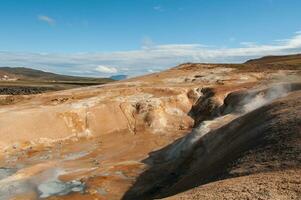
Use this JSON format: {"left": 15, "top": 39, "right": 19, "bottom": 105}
{"left": 245, "top": 53, "right": 301, "bottom": 65}
{"left": 0, "top": 67, "right": 113, "bottom": 95}
{"left": 0, "top": 67, "right": 112, "bottom": 82}
{"left": 162, "top": 90, "right": 301, "bottom": 200}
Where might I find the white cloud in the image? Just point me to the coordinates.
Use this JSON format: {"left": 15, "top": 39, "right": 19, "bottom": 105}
{"left": 95, "top": 65, "right": 118, "bottom": 73}
{"left": 229, "top": 37, "right": 236, "bottom": 42}
{"left": 0, "top": 32, "right": 300, "bottom": 77}
{"left": 38, "top": 15, "right": 55, "bottom": 25}
{"left": 142, "top": 36, "right": 155, "bottom": 49}
{"left": 240, "top": 42, "right": 258, "bottom": 47}
{"left": 153, "top": 5, "right": 164, "bottom": 12}
{"left": 121, "top": 67, "right": 130, "bottom": 71}
{"left": 147, "top": 69, "right": 160, "bottom": 73}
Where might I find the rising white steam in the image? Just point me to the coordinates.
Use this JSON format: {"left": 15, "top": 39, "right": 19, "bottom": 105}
{"left": 243, "top": 84, "right": 291, "bottom": 112}
{"left": 164, "top": 83, "right": 294, "bottom": 161}
{"left": 166, "top": 121, "right": 212, "bottom": 160}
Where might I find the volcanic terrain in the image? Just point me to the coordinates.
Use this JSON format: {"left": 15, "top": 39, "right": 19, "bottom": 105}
{"left": 0, "top": 54, "right": 300, "bottom": 200}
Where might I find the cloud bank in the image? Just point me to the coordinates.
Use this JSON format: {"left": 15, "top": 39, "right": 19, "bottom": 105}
{"left": 0, "top": 32, "right": 301, "bottom": 77}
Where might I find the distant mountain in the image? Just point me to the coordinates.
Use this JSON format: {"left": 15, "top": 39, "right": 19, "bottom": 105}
{"left": 245, "top": 54, "right": 301, "bottom": 65}
{"left": 109, "top": 75, "right": 128, "bottom": 80}
{"left": 0, "top": 67, "right": 113, "bottom": 83}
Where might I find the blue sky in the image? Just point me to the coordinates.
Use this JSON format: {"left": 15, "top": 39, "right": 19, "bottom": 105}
{"left": 0, "top": 0, "right": 301, "bottom": 77}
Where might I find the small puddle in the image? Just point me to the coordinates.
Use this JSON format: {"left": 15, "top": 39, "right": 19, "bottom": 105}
{"left": 63, "top": 151, "right": 90, "bottom": 161}
{"left": 0, "top": 167, "right": 16, "bottom": 180}
{"left": 38, "top": 179, "right": 85, "bottom": 198}
{"left": 0, "top": 167, "right": 86, "bottom": 199}
{"left": 96, "top": 187, "right": 108, "bottom": 195}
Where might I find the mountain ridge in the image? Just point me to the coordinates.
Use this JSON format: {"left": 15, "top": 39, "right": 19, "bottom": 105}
{"left": 245, "top": 53, "right": 301, "bottom": 65}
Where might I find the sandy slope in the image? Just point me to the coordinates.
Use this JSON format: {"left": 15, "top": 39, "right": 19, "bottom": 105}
{"left": 161, "top": 91, "right": 301, "bottom": 200}
{"left": 164, "top": 169, "right": 301, "bottom": 200}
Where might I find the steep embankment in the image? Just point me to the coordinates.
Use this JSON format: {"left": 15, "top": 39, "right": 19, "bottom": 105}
{"left": 0, "top": 61, "right": 300, "bottom": 200}
{"left": 122, "top": 84, "right": 301, "bottom": 199}
{"left": 163, "top": 91, "right": 301, "bottom": 200}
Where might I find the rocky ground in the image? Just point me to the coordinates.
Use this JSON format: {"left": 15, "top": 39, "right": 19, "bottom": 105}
{"left": 164, "top": 169, "right": 301, "bottom": 200}
{"left": 0, "top": 60, "right": 300, "bottom": 200}
{"left": 0, "top": 86, "right": 57, "bottom": 95}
